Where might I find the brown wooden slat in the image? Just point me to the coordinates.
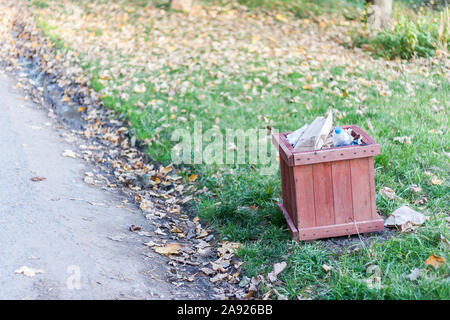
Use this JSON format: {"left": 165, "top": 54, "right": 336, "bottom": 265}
{"left": 293, "top": 164, "right": 315, "bottom": 228}
{"left": 283, "top": 158, "right": 292, "bottom": 219}
{"left": 350, "top": 158, "right": 372, "bottom": 221}
{"left": 274, "top": 125, "right": 381, "bottom": 167}
{"left": 298, "top": 218, "right": 384, "bottom": 240}
{"left": 312, "top": 162, "right": 335, "bottom": 226}
{"left": 368, "top": 157, "right": 377, "bottom": 220}
{"left": 332, "top": 160, "right": 354, "bottom": 224}
{"left": 288, "top": 165, "right": 298, "bottom": 227}
{"left": 293, "top": 144, "right": 380, "bottom": 166}
{"left": 280, "top": 157, "right": 288, "bottom": 210}
{"left": 272, "top": 133, "right": 293, "bottom": 166}
{"left": 278, "top": 204, "right": 299, "bottom": 239}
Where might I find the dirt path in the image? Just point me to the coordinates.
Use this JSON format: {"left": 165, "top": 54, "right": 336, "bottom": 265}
{"left": 0, "top": 71, "right": 203, "bottom": 299}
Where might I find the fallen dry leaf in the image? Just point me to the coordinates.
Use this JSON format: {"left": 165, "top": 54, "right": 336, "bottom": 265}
{"left": 62, "top": 149, "right": 78, "bottom": 158}
{"left": 143, "top": 241, "right": 158, "bottom": 247}
{"left": 322, "top": 264, "right": 333, "bottom": 272}
{"left": 159, "top": 165, "right": 172, "bottom": 175}
{"left": 196, "top": 228, "right": 209, "bottom": 239}
{"left": 129, "top": 225, "right": 141, "bottom": 232}
{"left": 273, "top": 288, "right": 288, "bottom": 300}
{"left": 393, "top": 136, "right": 412, "bottom": 145}
{"left": 379, "top": 186, "right": 399, "bottom": 200}
{"left": 261, "top": 289, "right": 273, "bottom": 300}
{"left": 414, "top": 196, "right": 428, "bottom": 205}
{"left": 139, "top": 198, "right": 154, "bottom": 212}
{"left": 430, "top": 176, "right": 443, "bottom": 185}
{"left": 154, "top": 243, "right": 181, "bottom": 255}
{"left": 267, "top": 261, "right": 287, "bottom": 282}
{"left": 200, "top": 267, "right": 215, "bottom": 276}
{"left": 31, "top": 176, "right": 46, "bottom": 182}
{"left": 409, "top": 184, "right": 423, "bottom": 193}
{"left": 424, "top": 255, "right": 445, "bottom": 269}
{"left": 210, "top": 273, "right": 228, "bottom": 283}
{"left": 154, "top": 227, "right": 167, "bottom": 236}
{"left": 275, "top": 14, "right": 288, "bottom": 23}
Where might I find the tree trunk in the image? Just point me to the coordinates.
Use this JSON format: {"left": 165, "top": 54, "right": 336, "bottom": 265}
{"left": 170, "top": 0, "right": 193, "bottom": 12}
{"left": 366, "top": 0, "right": 393, "bottom": 30}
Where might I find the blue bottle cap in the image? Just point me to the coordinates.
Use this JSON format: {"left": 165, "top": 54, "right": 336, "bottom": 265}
{"left": 334, "top": 127, "right": 342, "bottom": 134}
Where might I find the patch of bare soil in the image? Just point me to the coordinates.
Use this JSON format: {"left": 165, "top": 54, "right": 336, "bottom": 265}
{"left": 319, "top": 228, "right": 396, "bottom": 254}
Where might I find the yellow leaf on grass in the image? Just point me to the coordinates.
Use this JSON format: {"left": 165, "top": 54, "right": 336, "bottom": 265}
{"left": 302, "top": 82, "right": 322, "bottom": 91}
{"left": 275, "top": 14, "right": 288, "bottom": 23}
{"left": 424, "top": 254, "right": 445, "bottom": 269}
{"left": 430, "top": 176, "right": 443, "bottom": 185}
{"left": 188, "top": 174, "right": 198, "bottom": 182}
{"left": 154, "top": 243, "right": 180, "bottom": 255}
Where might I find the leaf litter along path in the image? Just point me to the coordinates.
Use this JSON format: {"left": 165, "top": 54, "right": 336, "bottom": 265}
{"left": 0, "top": 1, "right": 247, "bottom": 300}
{"left": 0, "top": 74, "right": 186, "bottom": 299}
{"left": 0, "top": 71, "right": 239, "bottom": 299}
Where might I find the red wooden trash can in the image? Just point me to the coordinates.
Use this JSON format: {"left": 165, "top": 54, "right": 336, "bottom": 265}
{"left": 272, "top": 125, "right": 384, "bottom": 241}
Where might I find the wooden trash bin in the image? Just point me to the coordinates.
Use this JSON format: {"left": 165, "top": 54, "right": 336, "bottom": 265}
{"left": 272, "top": 125, "right": 384, "bottom": 241}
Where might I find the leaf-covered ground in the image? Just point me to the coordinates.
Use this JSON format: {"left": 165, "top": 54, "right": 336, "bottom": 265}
{"left": 5, "top": 0, "right": 450, "bottom": 299}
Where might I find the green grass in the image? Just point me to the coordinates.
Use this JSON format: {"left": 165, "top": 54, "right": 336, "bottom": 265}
{"left": 192, "top": 69, "right": 450, "bottom": 299}
{"left": 29, "top": 0, "right": 450, "bottom": 299}
{"left": 35, "top": 18, "right": 68, "bottom": 50}
{"left": 95, "top": 59, "right": 449, "bottom": 299}
{"left": 32, "top": 0, "right": 49, "bottom": 8}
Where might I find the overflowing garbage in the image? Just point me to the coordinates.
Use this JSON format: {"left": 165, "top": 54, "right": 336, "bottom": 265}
{"left": 286, "top": 110, "right": 363, "bottom": 151}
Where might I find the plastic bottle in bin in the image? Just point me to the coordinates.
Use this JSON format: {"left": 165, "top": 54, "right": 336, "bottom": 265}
{"left": 332, "top": 127, "right": 353, "bottom": 147}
